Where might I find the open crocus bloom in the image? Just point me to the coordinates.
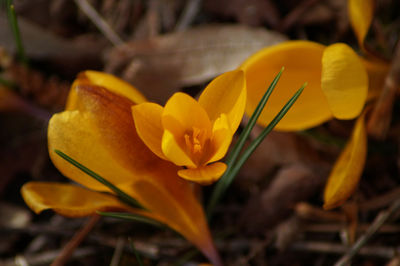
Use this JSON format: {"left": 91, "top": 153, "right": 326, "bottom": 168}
{"left": 240, "top": 40, "right": 368, "bottom": 131}
{"left": 21, "top": 71, "right": 221, "bottom": 265}
{"left": 240, "top": 0, "right": 391, "bottom": 209}
{"left": 132, "top": 70, "right": 246, "bottom": 185}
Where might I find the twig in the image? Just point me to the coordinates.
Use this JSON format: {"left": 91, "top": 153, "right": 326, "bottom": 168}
{"left": 334, "top": 198, "right": 400, "bottom": 266}
{"left": 74, "top": 0, "right": 123, "bottom": 46}
{"left": 367, "top": 41, "right": 400, "bottom": 140}
{"left": 303, "top": 223, "right": 400, "bottom": 234}
{"left": 110, "top": 237, "right": 125, "bottom": 266}
{"left": 51, "top": 215, "right": 100, "bottom": 266}
{"left": 359, "top": 186, "right": 400, "bottom": 211}
{"left": 278, "top": 0, "right": 320, "bottom": 32}
{"left": 174, "top": 0, "right": 202, "bottom": 32}
{"left": 0, "top": 248, "right": 95, "bottom": 266}
{"left": 290, "top": 241, "right": 398, "bottom": 259}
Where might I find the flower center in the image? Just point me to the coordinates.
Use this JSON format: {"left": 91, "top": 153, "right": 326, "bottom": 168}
{"left": 183, "top": 127, "right": 210, "bottom": 164}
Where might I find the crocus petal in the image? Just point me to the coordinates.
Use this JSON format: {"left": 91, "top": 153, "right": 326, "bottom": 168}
{"left": 76, "top": 70, "right": 146, "bottom": 103}
{"left": 241, "top": 41, "right": 332, "bottom": 131}
{"left": 48, "top": 84, "right": 162, "bottom": 193}
{"left": 207, "top": 113, "right": 232, "bottom": 163}
{"left": 21, "top": 182, "right": 130, "bottom": 217}
{"left": 323, "top": 113, "right": 367, "bottom": 210}
{"left": 132, "top": 103, "right": 167, "bottom": 160}
{"left": 132, "top": 163, "right": 222, "bottom": 265}
{"left": 162, "top": 92, "right": 212, "bottom": 135}
{"left": 348, "top": 0, "right": 374, "bottom": 49}
{"left": 177, "top": 162, "right": 227, "bottom": 185}
{"left": 321, "top": 43, "right": 368, "bottom": 119}
{"left": 161, "top": 130, "right": 196, "bottom": 167}
{"left": 198, "top": 70, "right": 246, "bottom": 132}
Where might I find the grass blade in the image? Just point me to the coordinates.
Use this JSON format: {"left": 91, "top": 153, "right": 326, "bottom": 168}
{"left": 55, "top": 149, "right": 142, "bottom": 209}
{"left": 206, "top": 68, "right": 284, "bottom": 217}
{"left": 226, "top": 83, "right": 306, "bottom": 181}
{"left": 6, "top": 0, "right": 28, "bottom": 65}
{"left": 97, "top": 211, "right": 163, "bottom": 228}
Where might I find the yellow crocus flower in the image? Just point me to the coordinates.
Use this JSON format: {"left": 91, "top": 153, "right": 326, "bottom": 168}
{"left": 132, "top": 70, "right": 246, "bottom": 185}
{"left": 21, "top": 71, "right": 222, "bottom": 265}
{"left": 240, "top": 0, "right": 391, "bottom": 209}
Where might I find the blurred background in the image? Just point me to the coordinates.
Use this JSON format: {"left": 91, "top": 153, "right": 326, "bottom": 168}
{"left": 0, "top": 0, "right": 399, "bottom": 265}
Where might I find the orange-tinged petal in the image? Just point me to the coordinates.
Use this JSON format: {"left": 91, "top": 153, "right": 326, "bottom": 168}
{"left": 323, "top": 113, "right": 367, "bottom": 210}
{"left": 162, "top": 92, "right": 212, "bottom": 135}
{"left": 241, "top": 41, "right": 332, "bottom": 131}
{"left": 321, "top": 43, "right": 368, "bottom": 119}
{"left": 348, "top": 0, "right": 374, "bottom": 49}
{"left": 48, "top": 85, "right": 162, "bottom": 193}
{"left": 198, "top": 70, "right": 246, "bottom": 132}
{"left": 131, "top": 103, "right": 167, "bottom": 160}
{"left": 178, "top": 162, "right": 227, "bottom": 185}
{"left": 75, "top": 70, "right": 146, "bottom": 104}
{"left": 208, "top": 113, "right": 232, "bottom": 163}
{"left": 132, "top": 163, "right": 222, "bottom": 265}
{"left": 362, "top": 58, "right": 390, "bottom": 100}
{"left": 21, "top": 182, "right": 130, "bottom": 217}
{"left": 161, "top": 130, "right": 196, "bottom": 167}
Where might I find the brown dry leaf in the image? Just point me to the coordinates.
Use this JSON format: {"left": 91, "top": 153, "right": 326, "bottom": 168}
{"left": 0, "top": 12, "right": 104, "bottom": 75}
{"left": 204, "top": 0, "right": 281, "bottom": 27}
{"left": 105, "top": 24, "right": 287, "bottom": 103}
{"left": 240, "top": 163, "right": 327, "bottom": 234}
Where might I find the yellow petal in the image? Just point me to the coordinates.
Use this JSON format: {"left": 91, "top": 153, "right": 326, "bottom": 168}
{"left": 21, "top": 182, "right": 130, "bottom": 217}
{"left": 321, "top": 43, "right": 368, "bottom": 119}
{"left": 73, "top": 70, "right": 146, "bottom": 105}
{"left": 241, "top": 41, "right": 332, "bottom": 131}
{"left": 163, "top": 92, "right": 212, "bottom": 134}
{"left": 207, "top": 113, "right": 232, "bottom": 163}
{"left": 131, "top": 103, "right": 167, "bottom": 160}
{"left": 348, "top": 0, "right": 374, "bottom": 49}
{"left": 178, "top": 162, "right": 227, "bottom": 185}
{"left": 132, "top": 163, "right": 221, "bottom": 265}
{"left": 198, "top": 70, "right": 246, "bottom": 132}
{"left": 161, "top": 129, "right": 196, "bottom": 167}
{"left": 323, "top": 113, "right": 367, "bottom": 210}
{"left": 48, "top": 85, "right": 162, "bottom": 193}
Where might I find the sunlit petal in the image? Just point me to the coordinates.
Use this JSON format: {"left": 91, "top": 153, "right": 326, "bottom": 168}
{"left": 348, "top": 0, "right": 374, "bottom": 49}
{"left": 161, "top": 130, "right": 196, "bottom": 167}
{"left": 132, "top": 103, "right": 167, "bottom": 160}
{"left": 321, "top": 43, "right": 368, "bottom": 119}
{"left": 21, "top": 182, "right": 130, "bottom": 217}
{"left": 163, "top": 92, "right": 212, "bottom": 135}
{"left": 198, "top": 70, "right": 246, "bottom": 132}
{"left": 48, "top": 85, "right": 162, "bottom": 192}
{"left": 241, "top": 41, "right": 332, "bottom": 131}
{"left": 132, "top": 164, "right": 221, "bottom": 265}
{"left": 207, "top": 113, "right": 232, "bottom": 163}
{"left": 74, "top": 70, "right": 146, "bottom": 104}
{"left": 177, "top": 162, "right": 227, "bottom": 185}
{"left": 323, "top": 113, "right": 367, "bottom": 210}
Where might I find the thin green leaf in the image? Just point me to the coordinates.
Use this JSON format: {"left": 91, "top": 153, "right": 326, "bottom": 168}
{"left": 226, "top": 83, "right": 306, "bottom": 181}
{"left": 131, "top": 241, "right": 144, "bottom": 266}
{"left": 6, "top": 0, "right": 28, "bottom": 65}
{"left": 206, "top": 68, "right": 284, "bottom": 217}
{"left": 97, "top": 211, "right": 163, "bottom": 228}
{"left": 54, "top": 149, "right": 142, "bottom": 209}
